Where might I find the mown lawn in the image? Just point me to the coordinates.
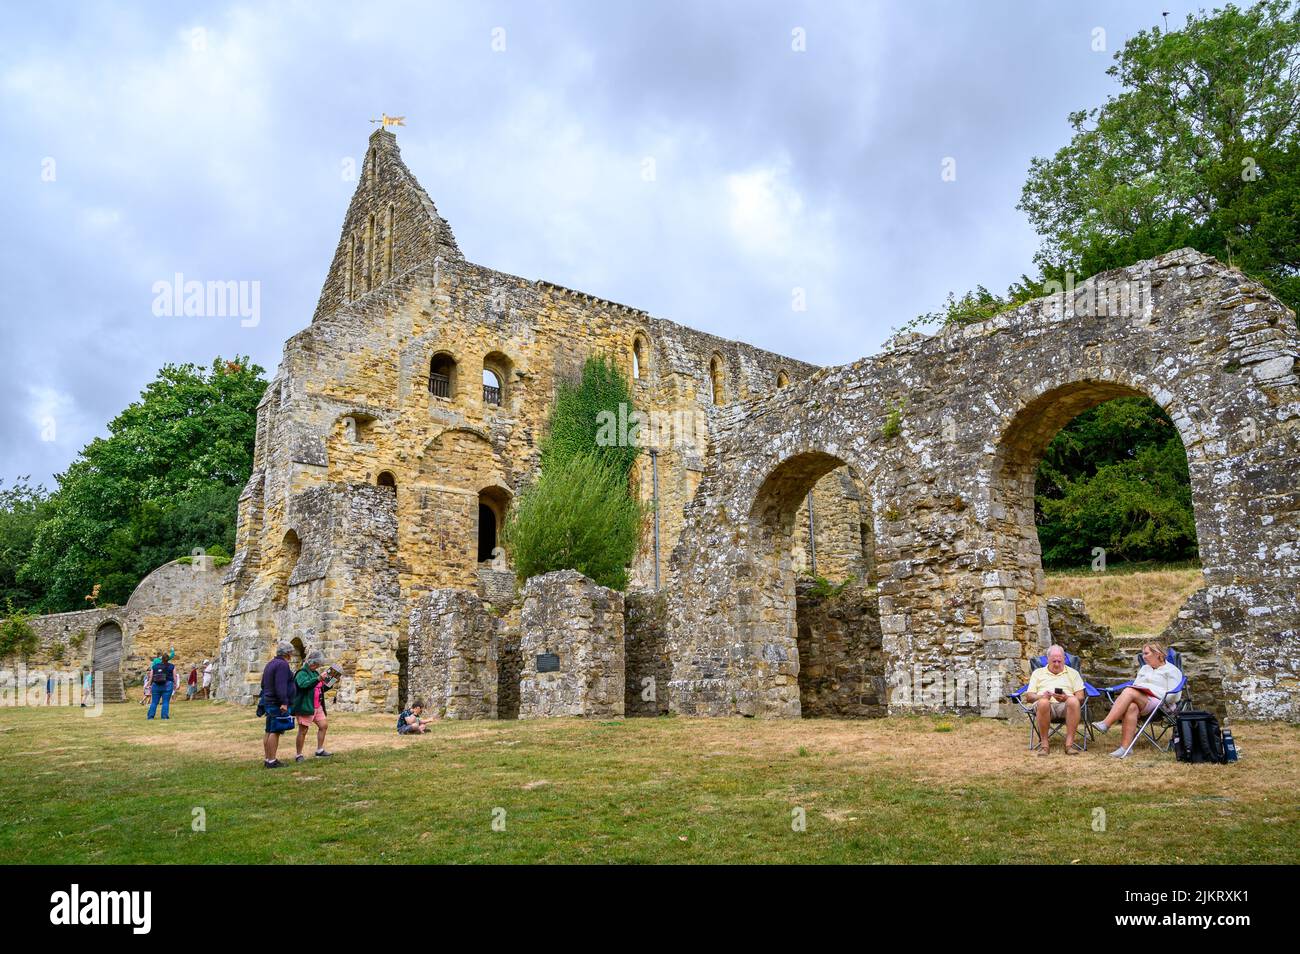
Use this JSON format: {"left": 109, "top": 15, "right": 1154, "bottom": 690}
{"left": 0, "top": 701, "right": 1295, "bottom": 864}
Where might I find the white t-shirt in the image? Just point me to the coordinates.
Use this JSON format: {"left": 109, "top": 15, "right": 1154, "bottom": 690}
{"left": 202, "top": 664, "right": 213, "bottom": 686}
{"left": 1133, "top": 662, "right": 1182, "bottom": 705}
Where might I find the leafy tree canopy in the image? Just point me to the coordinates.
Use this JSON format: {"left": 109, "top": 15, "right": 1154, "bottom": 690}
{"left": 16, "top": 357, "right": 266, "bottom": 612}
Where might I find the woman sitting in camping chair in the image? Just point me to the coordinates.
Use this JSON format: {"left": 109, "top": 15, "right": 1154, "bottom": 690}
{"left": 1092, "top": 641, "right": 1183, "bottom": 758}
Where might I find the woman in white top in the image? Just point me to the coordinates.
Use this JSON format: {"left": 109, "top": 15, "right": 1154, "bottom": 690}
{"left": 1091, "top": 641, "right": 1183, "bottom": 758}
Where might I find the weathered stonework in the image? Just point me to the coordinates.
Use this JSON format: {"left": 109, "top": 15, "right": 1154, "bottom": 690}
{"left": 406, "top": 589, "right": 498, "bottom": 718}
{"left": 212, "top": 128, "right": 1298, "bottom": 723}
{"left": 518, "top": 571, "right": 624, "bottom": 719}
{"left": 625, "top": 591, "right": 671, "bottom": 716}
{"left": 1, "top": 558, "right": 225, "bottom": 705}
{"left": 795, "top": 579, "right": 886, "bottom": 718}
{"left": 214, "top": 129, "right": 856, "bottom": 712}
{"left": 666, "top": 249, "right": 1300, "bottom": 721}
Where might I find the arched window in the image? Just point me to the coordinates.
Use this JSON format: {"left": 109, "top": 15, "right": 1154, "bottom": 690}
{"left": 478, "top": 487, "right": 511, "bottom": 563}
{"left": 482, "top": 352, "right": 512, "bottom": 407}
{"left": 429, "top": 353, "right": 457, "bottom": 399}
{"left": 777, "top": 370, "right": 790, "bottom": 389}
{"left": 346, "top": 238, "right": 355, "bottom": 300}
{"left": 385, "top": 204, "right": 395, "bottom": 280}
{"left": 632, "top": 334, "right": 649, "bottom": 380}
{"left": 275, "top": 529, "right": 301, "bottom": 602}
{"left": 710, "top": 353, "right": 725, "bottom": 405}
{"left": 377, "top": 471, "right": 396, "bottom": 489}
{"left": 483, "top": 369, "right": 502, "bottom": 405}
{"left": 366, "top": 213, "right": 377, "bottom": 290}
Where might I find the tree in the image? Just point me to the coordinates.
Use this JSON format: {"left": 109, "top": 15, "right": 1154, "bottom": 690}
{"left": 0, "top": 477, "right": 51, "bottom": 610}
{"left": 504, "top": 355, "right": 645, "bottom": 590}
{"left": 503, "top": 453, "right": 644, "bottom": 590}
{"left": 18, "top": 357, "right": 266, "bottom": 611}
{"left": 1019, "top": 0, "right": 1300, "bottom": 314}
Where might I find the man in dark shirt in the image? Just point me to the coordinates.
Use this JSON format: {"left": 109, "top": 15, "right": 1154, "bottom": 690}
{"left": 261, "top": 641, "right": 296, "bottom": 768}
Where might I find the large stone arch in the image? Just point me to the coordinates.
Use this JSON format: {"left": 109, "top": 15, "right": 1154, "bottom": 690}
{"left": 667, "top": 250, "right": 1299, "bottom": 719}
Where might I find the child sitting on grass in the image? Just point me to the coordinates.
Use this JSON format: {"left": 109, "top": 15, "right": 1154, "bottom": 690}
{"left": 397, "top": 701, "right": 434, "bottom": 734}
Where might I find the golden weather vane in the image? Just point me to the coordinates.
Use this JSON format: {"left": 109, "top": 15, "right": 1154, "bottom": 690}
{"left": 370, "top": 113, "right": 406, "bottom": 129}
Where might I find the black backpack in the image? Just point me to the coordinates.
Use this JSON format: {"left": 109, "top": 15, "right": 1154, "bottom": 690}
{"left": 1172, "top": 710, "right": 1227, "bottom": 764}
{"left": 151, "top": 663, "right": 170, "bottom": 685}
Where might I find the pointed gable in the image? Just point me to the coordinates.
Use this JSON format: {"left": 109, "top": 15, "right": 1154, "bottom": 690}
{"left": 312, "top": 128, "right": 463, "bottom": 322}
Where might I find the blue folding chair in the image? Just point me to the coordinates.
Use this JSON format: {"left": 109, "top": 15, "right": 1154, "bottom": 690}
{"left": 1101, "top": 648, "right": 1189, "bottom": 757}
{"left": 1008, "top": 652, "right": 1100, "bottom": 752}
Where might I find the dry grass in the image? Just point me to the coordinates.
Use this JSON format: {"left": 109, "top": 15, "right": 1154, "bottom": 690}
{"left": 1044, "top": 565, "right": 1204, "bottom": 634}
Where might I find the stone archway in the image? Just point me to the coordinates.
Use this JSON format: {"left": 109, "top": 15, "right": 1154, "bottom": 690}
{"left": 667, "top": 250, "right": 1300, "bottom": 720}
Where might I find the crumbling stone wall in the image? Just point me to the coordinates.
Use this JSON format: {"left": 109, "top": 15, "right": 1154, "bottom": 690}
{"left": 795, "top": 579, "right": 886, "bottom": 718}
{"left": 518, "top": 571, "right": 624, "bottom": 718}
{"left": 406, "top": 588, "right": 498, "bottom": 718}
{"left": 2, "top": 558, "right": 224, "bottom": 706}
{"left": 668, "top": 250, "right": 1299, "bottom": 721}
{"left": 217, "top": 129, "right": 869, "bottom": 713}
{"left": 625, "top": 591, "right": 671, "bottom": 716}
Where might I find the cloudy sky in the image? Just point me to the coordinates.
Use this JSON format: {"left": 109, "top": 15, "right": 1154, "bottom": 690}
{"left": 1, "top": 0, "right": 1209, "bottom": 488}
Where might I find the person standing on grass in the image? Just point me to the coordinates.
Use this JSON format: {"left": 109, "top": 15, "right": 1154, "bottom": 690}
{"left": 186, "top": 664, "right": 199, "bottom": 701}
{"left": 80, "top": 670, "right": 93, "bottom": 708}
{"left": 45, "top": 674, "right": 53, "bottom": 706}
{"left": 261, "top": 642, "right": 296, "bottom": 768}
{"left": 201, "top": 658, "right": 213, "bottom": 699}
{"left": 292, "top": 649, "right": 333, "bottom": 762}
{"left": 147, "top": 650, "right": 176, "bottom": 720}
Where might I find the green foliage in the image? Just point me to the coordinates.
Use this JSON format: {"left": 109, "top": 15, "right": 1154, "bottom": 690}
{"left": 543, "top": 355, "right": 640, "bottom": 478}
{"left": 49, "top": 642, "right": 65, "bottom": 664}
{"left": 502, "top": 453, "right": 645, "bottom": 591}
{"left": 1035, "top": 398, "right": 1198, "bottom": 567}
{"left": 68, "top": 630, "right": 85, "bottom": 651}
{"left": 0, "top": 477, "right": 51, "bottom": 611}
{"left": 804, "top": 575, "right": 850, "bottom": 599}
{"left": 881, "top": 400, "right": 906, "bottom": 440}
{"left": 0, "top": 600, "right": 39, "bottom": 661}
{"left": 1019, "top": 0, "right": 1300, "bottom": 315}
{"left": 505, "top": 355, "right": 645, "bottom": 590}
{"left": 15, "top": 357, "right": 266, "bottom": 612}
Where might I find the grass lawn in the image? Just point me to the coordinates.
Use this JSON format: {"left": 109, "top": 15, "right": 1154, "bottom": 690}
{"left": 0, "top": 701, "right": 1295, "bottom": 864}
{"left": 1044, "top": 563, "right": 1204, "bottom": 635}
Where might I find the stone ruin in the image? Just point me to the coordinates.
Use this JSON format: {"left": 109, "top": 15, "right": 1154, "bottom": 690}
{"left": 204, "top": 129, "right": 1298, "bottom": 724}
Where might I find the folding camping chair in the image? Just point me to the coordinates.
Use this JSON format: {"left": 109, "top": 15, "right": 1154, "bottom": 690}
{"left": 1008, "top": 652, "right": 1100, "bottom": 752}
{"left": 1101, "top": 647, "right": 1190, "bottom": 757}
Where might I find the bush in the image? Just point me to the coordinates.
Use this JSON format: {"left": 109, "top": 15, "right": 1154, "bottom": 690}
{"left": 0, "top": 599, "right": 39, "bottom": 661}
{"left": 503, "top": 454, "right": 644, "bottom": 591}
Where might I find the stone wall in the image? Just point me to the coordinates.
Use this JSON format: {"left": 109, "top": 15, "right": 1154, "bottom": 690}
{"left": 667, "top": 250, "right": 1300, "bottom": 720}
{"left": 218, "top": 129, "right": 869, "bottom": 712}
{"left": 406, "top": 588, "right": 498, "bottom": 718}
{"left": 625, "top": 591, "right": 670, "bottom": 716}
{"left": 794, "top": 579, "right": 886, "bottom": 718}
{"left": 1, "top": 558, "right": 225, "bottom": 706}
{"left": 518, "top": 571, "right": 624, "bottom": 719}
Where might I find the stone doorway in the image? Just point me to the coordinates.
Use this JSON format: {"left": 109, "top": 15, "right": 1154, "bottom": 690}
{"left": 92, "top": 621, "right": 125, "bottom": 703}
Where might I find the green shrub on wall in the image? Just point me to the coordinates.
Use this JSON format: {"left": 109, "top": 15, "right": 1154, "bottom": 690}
{"left": 505, "top": 356, "right": 645, "bottom": 590}
{"left": 504, "top": 453, "right": 644, "bottom": 592}
{"left": 0, "top": 600, "right": 39, "bottom": 661}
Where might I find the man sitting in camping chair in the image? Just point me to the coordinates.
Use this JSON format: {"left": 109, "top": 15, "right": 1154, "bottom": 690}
{"left": 1021, "top": 645, "right": 1087, "bottom": 756}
